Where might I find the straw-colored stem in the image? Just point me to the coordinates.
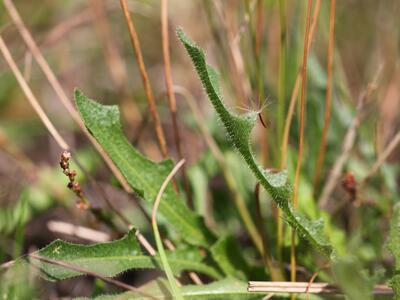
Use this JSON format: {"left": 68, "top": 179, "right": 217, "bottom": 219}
{"left": 291, "top": 0, "right": 313, "bottom": 289}
{"left": 119, "top": 0, "right": 169, "bottom": 158}
{"left": 152, "top": 159, "right": 185, "bottom": 300}
{"left": 276, "top": 0, "right": 287, "bottom": 269}
{"left": 313, "top": 0, "right": 336, "bottom": 194}
{"left": 280, "top": 0, "right": 321, "bottom": 169}
{"left": 161, "top": 0, "right": 192, "bottom": 205}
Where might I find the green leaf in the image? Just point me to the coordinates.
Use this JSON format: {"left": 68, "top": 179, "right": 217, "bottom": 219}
{"left": 389, "top": 275, "right": 400, "bottom": 300}
{"left": 332, "top": 257, "right": 373, "bottom": 300}
{"left": 210, "top": 235, "right": 251, "bottom": 280}
{"left": 388, "top": 203, "right": 400, "bottom": 298}
{"left": 177, "top": 28, "right": 333, "bottom": 257}
{"left": 81, "top": 277, "right": 264, "bottom": 299}
{"left": 33, "top": 229, "right": 221, "bottom": 280}
{"left": 75, "top": 90, "right": 215, "bottom": 247}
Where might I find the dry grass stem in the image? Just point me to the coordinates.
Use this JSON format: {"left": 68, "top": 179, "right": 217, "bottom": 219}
{"left": 119, "top": 0, "right": 169, "bottom": 158}
{"left": 313, "top": 0, "right": 337, "bottom": 193}
{"left": 161, "top": 0, "right": 192, "bottom": 205}
{"left": 280, "top": 0, "right": 321, "bottom": 169}
{"left": 248, "top": 281, "right": 392, "bottom": 295}
{"left": 291, "top": 0, "right": 314, "bottom": 285}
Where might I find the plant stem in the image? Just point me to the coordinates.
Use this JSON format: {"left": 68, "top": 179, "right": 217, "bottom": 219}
{"left": 291, "top": 0, "right": 313, "bottom": 291}
{"left": 119, "top": 0, "right": 169, "bottom": 159}
{"left": 313, "top": 0, "right": 336, "bottom": 194}
{"left": 277, "top": 0, "right": 287, "bottom": 269}
{"left": 152, "top": 159, "right": 185, "bottom": 300}
{"left": 161, "top": 0, "right": 192, "bottom": 206}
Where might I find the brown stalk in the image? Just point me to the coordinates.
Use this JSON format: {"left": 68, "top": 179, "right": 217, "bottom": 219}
{"left": 30, "top": 254, "right": 157, "bottom": 299}
{"left": 119, "top": 0, "right": 169, "bottom": 158}
{"left": 280, "top": 0, "right": 321, "bottom": 169}
{"left": 291, "top": 0, "right": 313, "bottom": 287}
{"left": 313, "top": 0, "right": 336, "bottom": 193}
{"left": 278, "top": 0, "right": 320, "bottom": 276}
{"left": 161, "top": 0, "right": 192, "bottom": 206}
{"left": 2, "top": 0, "right": 132, "bottom": 193}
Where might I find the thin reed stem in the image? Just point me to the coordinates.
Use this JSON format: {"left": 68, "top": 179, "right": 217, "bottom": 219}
{"left": 119, "top": 0, "right": 169, "bottom": 158}
{"left": 152, "top": 159, "right": 185, "bottom": 300}
{"left": 280, "top": 0, "right": 321, "bottom": 169}
{"left": 313, "top": 0, "right": 336, "bottom": 194}
{"left": 161, "top": 0, "right": 192, "bottom": 206}
{"left": 276, "top": 0, "right": 287, "bottom": 268}
{"left": 291, "top": 0, "right": 313, "bottom": 290}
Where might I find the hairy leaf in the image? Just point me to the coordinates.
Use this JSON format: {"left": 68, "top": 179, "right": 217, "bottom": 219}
{"left": 79, "top": 277, "right": 264, "bottom": 299}
{"left": 33, "top": 229, "right": 221, "bottom": 280}
{"left": 75, "top": 90, "right": 215, "bottom": 247}
{"left": 177, "top": 28, "right": 333, "bottom": 257}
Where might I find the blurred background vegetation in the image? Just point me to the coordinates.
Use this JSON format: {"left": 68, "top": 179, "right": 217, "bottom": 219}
{"left": 0, "top": 0, "right": 399, "bottom": 298}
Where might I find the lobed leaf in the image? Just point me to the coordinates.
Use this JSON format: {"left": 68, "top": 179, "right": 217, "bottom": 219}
{"left": 177, "top": 28, "right": 333, "bottom": 257}
{"left": 75, "top": 90, "right": 215, "bottom": 247}
{"left": 34, "top": 229, "right": 221, "bottom": 280}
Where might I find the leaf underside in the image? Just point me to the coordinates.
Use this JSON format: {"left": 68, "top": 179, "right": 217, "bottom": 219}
{"left": 33, "top": 229, "right": 221, "bottom": 281}
{"left": 177, "top": 28, "right": 333, "bottom": 257}
{"left": 75, "top": 90, "right": 215, "bottom": 247}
